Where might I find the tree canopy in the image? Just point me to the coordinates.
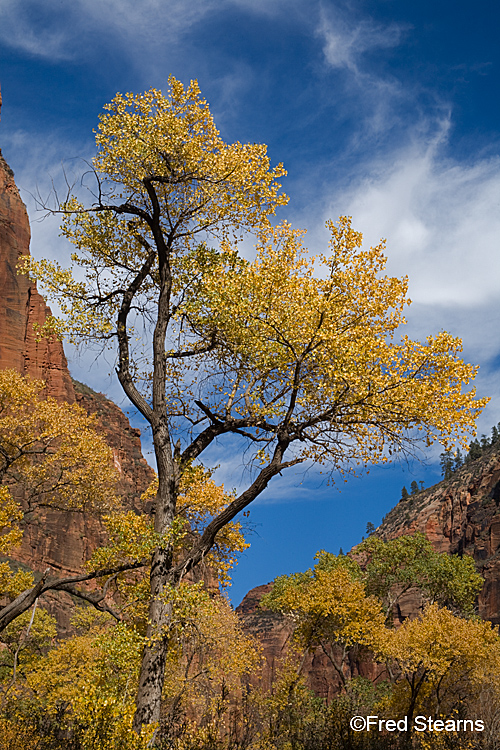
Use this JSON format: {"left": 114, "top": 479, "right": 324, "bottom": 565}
{"left": 20, "top": 75, "right": 488, "bottom": 734}
{"left": 358, "top": 533, "right": 483, "bottom": 620}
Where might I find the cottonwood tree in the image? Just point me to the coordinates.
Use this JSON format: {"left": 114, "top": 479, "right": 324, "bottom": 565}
{"left": 22, "top": 76, "right": 487, "bottom": 735}
{"left": 263, "top": 552, "right": 386, "bottom": 688}
{"left": 380, "top": 603, "right": 500, "bottom": 727}
{"left": 358, "top": 533, "right": 483, "bottom": 621}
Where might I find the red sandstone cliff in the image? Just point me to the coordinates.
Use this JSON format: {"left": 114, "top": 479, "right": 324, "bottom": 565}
{"left": 376, "top": 443, "right": 500, "bottom": 623}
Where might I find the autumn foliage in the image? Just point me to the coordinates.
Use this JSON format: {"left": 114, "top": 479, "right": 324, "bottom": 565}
{"left": 0, "top": 75, "right": 493, "bottom": 748}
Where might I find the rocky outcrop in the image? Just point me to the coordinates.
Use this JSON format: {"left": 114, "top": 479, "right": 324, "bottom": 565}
{"left": 73, "top": 379, "right": 154, "bottom": 509}
{"left": 0, "top": 91, "right": 75, "bottom": 403}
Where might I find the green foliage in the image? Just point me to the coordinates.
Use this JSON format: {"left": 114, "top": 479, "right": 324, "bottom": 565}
{"left": 467, "top": 438, "right": 482, "bottom": 461}
{"left": 464, "top": 421, "right": 500, "bottom": 462}
{"left": 358, "top": 533, "right": 483, "bottom": 619}
{"left": 440, "top": 450, "right": 455, "bottom": 480}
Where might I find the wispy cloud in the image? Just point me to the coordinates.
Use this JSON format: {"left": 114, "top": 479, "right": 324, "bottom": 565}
{"left": 0, "top": 0, "right": 75, "bottom": 60}
{"left": 317, "top": 6, "right": 406, "bottom": 75}
{"left": 311, "top": 5, "right": 423, "bottom": 153}
{"left": 322, "top": 124, "right": 500, "bottom": 431}
{"left": 0, "top": 0, "right": 300, "bottom": 64}
{"left": 336, "top": 130, "right": 500, "bottom": 309}
{"left": 0, "top": 0, "right": 221, "bottom": 62}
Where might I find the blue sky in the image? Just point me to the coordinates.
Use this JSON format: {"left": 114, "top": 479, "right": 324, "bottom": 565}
{"left": 0, "top": 0, "right": 499, "bottom": 605}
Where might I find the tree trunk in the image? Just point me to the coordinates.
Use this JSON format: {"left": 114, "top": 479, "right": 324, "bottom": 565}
{"left": 133, "top": 416, "right": 178, "bottom": 732}
{"left": 132, "top": 545, "right": 173, "bottom": 729}
{"left": 134, "top": 548, "right": 172, "bottom": 732}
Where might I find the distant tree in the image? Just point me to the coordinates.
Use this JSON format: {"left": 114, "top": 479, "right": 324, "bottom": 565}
{"left": 453, "top": 448, "right": 464, "bottom": 472}
{"left": 467, "top": 439, "right": 482, "bottom": 462}
{"left": 410, "top": 480, "right": 419, "bottom": 496}
{"left": 419, "top": 480, "right": 425, "bottom": 491}
{"left": 358, "top": 533, "right": 483, "bottom": 621}
{"left": 492, "top": 424, "right": 500, "bottom": 445}
{"left": 262, "top": 552, "right": 385, "bottom": 688}
{"left": 365, "top": 522, "right": 375, "bottom": 536}
{"left": 481, "top": 434, "right": 490, "bottom": 450}
{"left": 381, "top": 603, "right": 500, "bottom": 728}
{"left": 401, "top": 486, "right": 409, "bottom": 501}
{"left": 440, "top": 450, "right": 454, "bottom": 480}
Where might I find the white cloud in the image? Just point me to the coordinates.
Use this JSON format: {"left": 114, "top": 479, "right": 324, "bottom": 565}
{"left": 334, "top": 135, "right": 500, "bottom": 309}
{"left": 0, "top": 0, "right": 74, "bottom": 60}
{"left": 312, "top": 5, "right": 422, "bottom": 152}
{"left": 320, "top": 126, "right": 500, "bottom": 430}
{"left": 0, "top": 0, "right": 301, "bottom": 64}
{"left": 317, "top": 7, "right": 405, "bottom": 74}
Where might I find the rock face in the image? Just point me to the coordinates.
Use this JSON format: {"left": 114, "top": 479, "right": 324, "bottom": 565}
{"left": 377, "top": 443, "right": 500, "bottom": 624}
{"left": 0, "top": 93, "right": 75, "bottom": 403}
{"left": 72, "top": 379, "right": 154, "bottom": 510}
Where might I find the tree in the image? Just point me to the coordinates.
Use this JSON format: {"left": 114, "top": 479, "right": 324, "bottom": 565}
{"left": 358, "top": 533, "right": 483, "bottom": 621}
{"left": 380, "top": 603, "right": 500, "bottom": 727}
{"left": 400, "top": 486, "right": 409, "bottom": 501}
{"left": 410, "top": 480, "right": 419, "bottom": 496}
{"left": 85, "top": 464, "right": 250, "bottom": 631}
{"left": 262, "top": 552, "right": 386, "bottom": 689}
{"left": 439, "top": 449, "right": 454, "bottom": 480}
{"left": 453, "top": 447, "right": 463, "bottom": 472}
{"left": 467, "top": 438, "right": 482, "bottom": 462}
{"left": 0, "top": 369, "right": 117, "bottom": 515}
{"left": 0, "top": 369, "right": 136, "bottom": 629}
{"left": 22, "top": 76, "right": 487, "bottom": 734}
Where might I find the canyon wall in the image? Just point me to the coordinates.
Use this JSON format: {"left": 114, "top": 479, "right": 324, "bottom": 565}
{"left": 376, "top": 443, "right": 500, "bottom": 624}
